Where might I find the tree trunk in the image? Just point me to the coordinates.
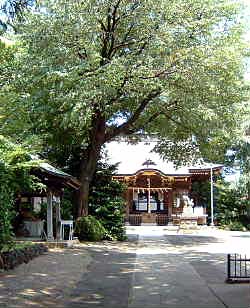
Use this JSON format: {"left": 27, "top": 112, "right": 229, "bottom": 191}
{"left": 76, "top": 110, "right": 106, "bottom": 217}
{"left": 77, "top": 176, "right": 91, "bottom": 217}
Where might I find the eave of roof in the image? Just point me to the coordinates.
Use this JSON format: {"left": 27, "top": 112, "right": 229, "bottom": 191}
{"left": 35, "top": 162, "right": 81, "bottom": 189}
{"left": 113, "top": 168, "right": 191, "bottom": 177}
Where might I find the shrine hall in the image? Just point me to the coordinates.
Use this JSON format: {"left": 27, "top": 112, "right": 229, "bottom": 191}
{"left": 107, "top": 140, "right": 223, "bottom": 225}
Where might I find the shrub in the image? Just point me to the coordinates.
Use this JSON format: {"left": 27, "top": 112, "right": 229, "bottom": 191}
{"left": 0, "top": 243, "right": 48, "bottom": 270}
{"left": 90, "top": 197, "right": 126, "bottom": 241}
{"left": 89, "top": 162, "right": 126, "bottom": 241}
{"left": 228, "top": 221, "right": 246, "bottom": 232}
{"left": 0, "top": 161, "right": 14, "bottom": 251}
{"left": 0, "top": 136, "right": 45, "bottom": 251}
{"left": 75, "top": 215, "right": 106, "bottom": 241}
{"left": 216, "top": 178, "right": 250, "bottom": 230}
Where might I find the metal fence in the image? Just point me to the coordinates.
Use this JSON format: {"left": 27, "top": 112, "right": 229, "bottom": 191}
{"left": 226, "top": 254, "right": 250, "bottom": 283}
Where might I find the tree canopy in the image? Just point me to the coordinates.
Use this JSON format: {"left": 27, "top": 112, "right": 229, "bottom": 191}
{"left": 0, "top": 0, "right": 248, "bottom": 215}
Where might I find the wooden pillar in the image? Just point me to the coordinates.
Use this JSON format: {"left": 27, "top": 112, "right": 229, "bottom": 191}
{"left": 147, "top": 178, "right": 151, "bottom": 213}
{"left": 47, "top": 190, "right": 54, "bottom": 241}
{"left": 55, "top": 197, "right": 61, "bottom": 240}
{"left": 125, "top": 189, "right": 130, "bottom": 220}
{"left": 168, "top": 190, "right": 173, "bottom": 217}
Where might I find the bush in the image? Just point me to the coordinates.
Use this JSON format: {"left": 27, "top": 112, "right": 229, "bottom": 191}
{"left": 75, "top": 215, "right": 106, "bottom": 241}
{"left": 0, "top": 161, "right": 14, "bottom": 251}
{"left": 89, "top": 162, "right": 126, "bottom": 241}
{"left": 0, "top": 243, "right": 48, "bottom": 270}
{"left": 228, "top": 221, "right": 246, "bottom": 231}
{"left": 0, "top": 136, "right": 45, "bottom": 251}
{"left": 90, "top": 198, "right": 127, "bottom": 241}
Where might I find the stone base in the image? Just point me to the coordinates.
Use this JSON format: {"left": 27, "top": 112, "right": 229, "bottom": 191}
{"left": 179, "top": 216, "right": 199, "bottom": 230}
{"left": 45, "top": 239, "right": 80, "bottom": 248}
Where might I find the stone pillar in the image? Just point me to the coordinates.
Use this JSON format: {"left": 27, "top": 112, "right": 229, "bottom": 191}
{"left": 46, "top": 190, "right": 54, "bottom": 241}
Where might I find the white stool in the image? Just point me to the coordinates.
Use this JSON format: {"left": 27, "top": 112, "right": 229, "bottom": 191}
{"left": 60, "top": 220, "right": 73, "bottom": 240}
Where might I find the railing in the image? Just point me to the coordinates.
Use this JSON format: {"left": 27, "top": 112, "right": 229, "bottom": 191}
{"left": 226, "top": 254, "right": 250, "bottom": 283}
{"left": 129, "top": 214, "right": 142, "bottom": 226}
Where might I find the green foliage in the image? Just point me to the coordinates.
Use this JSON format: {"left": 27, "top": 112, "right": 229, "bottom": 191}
{"left": 0, "top": 161, "right": 14, "bottom": 251}
{"left": 0, "top": 135, "right": 44, "bottom": 250}
{"left": 0, "top": 0, "right": 248, "bottom": 216}
{"left": 191, "top": 180, "right": 211, "bottom": 207}
{"left": 74, "top": 215, "right": 106, "bottom": 241}
{"left": 227, "top": 221, "right": 246, "bottom": 232}
{"left": 216, "top": 178, "right": 250, "bottom": 230}
{"left": 89, "top": 162, "right": 126, "bottom": 241}
{"left": 0, "top": 0, "right": 247, "bottom": 163}
{"left": 61, "top": 195, "right": 74, "bottom": 220}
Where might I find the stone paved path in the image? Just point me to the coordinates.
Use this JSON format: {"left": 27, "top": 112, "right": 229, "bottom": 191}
{"left": 66, "top": 247, "right": 136, "bottom": 307}
{"left": 0, "top": 247, "right": 92, "bottom": 307}
{"left": 1, "top": 229, "right": 250, "bottom": 307}
{"left": 128, "top": 235, "right": 250, "bottom": 307}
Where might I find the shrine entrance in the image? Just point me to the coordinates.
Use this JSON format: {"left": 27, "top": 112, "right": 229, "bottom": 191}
{"left": 134, "top": 191, "right": 165, "bottom": 213}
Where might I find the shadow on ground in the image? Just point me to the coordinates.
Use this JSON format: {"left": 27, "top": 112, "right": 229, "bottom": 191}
{"left": 1, "top": 233, "right": 249, "bottom": 308}
{"left": 0, "top": 247, "right": 91, "bottom": 307}
{"left": 66, "top": 246, "right": 137, "bottom": 308}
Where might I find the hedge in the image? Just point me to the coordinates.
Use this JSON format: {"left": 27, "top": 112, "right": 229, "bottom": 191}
{"left": 0, "top": 243, "right": 48, "bottom": 270}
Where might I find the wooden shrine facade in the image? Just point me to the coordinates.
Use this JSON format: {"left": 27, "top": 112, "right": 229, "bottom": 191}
{"left": 113, "top": 166, "right": 222, "bottom": 225}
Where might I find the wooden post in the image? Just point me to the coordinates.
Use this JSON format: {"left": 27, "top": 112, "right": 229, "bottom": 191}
{"left": 125, "top": 189, "right": 130, "bottom": 221}
{"left": 210, "top": 166, "right": 214, "bottom": 226}
{"left": 168, "top": 191, "right": 173, "bottom": 217}
{"left": 46, "top": 190, "right": 54, "bottom": 241}
{"left": 55, "top": 196, "right": 61, "bottom": 240}
{"left": 147, "top": 178, "right": 151, "bottom": 213}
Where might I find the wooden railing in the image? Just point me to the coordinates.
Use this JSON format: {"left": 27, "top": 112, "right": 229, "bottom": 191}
{"left": 156, "top": 214, "right": 169, "bottom": 226}
{"left": 128, "top": 214, "right": 142, "bottom": 226}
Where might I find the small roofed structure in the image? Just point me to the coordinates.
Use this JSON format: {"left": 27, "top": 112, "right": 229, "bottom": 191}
{"left": 34, "top": 162, "right": 80, "bottom": 190}
{"left": 16, "top": 161, "right": 80, "bottom": 241}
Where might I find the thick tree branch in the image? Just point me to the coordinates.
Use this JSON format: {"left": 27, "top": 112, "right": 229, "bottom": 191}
{"left": 105, "top": 89, "right": 161, "bottom": 141}
{"left": 112, "top": 0, "right": 122, "bottom": 30}
{"left": 100, "top": 0, "right": 146, "bottom": 61}
{"left": 163, "top": 112, "right": 191, "bottom": 131}
{"left": 131, "top": 100, "right": 180, "bottom": 133}
{"left": 126, "top": 111, "right": 162, "bottom": 135}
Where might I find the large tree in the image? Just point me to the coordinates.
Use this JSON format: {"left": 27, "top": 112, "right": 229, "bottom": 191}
{"left": 0, "top": 0, "right": 247, "bottom": 216}
{"left": 0, "top": 0, "right": 34, "bottom": 32}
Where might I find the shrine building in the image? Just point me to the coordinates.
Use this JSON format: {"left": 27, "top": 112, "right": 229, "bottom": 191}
{"left": 107, "top": 141, "right": 222, "bottom": 225}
